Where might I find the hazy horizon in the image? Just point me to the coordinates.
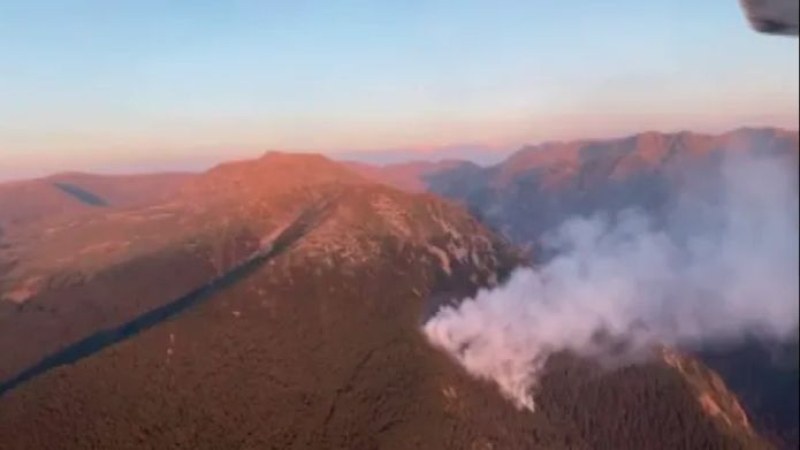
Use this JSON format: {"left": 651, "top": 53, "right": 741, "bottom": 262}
{"left": 1, "top": 124, "right": 797, "bottom": 183}
{"left": 2, "top": 1, "right": 798, "bottom": 180}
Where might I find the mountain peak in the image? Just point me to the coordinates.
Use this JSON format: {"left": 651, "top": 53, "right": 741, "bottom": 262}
{"left": 183, "top": 152, "right": 367, "bottom": 200}
{"left": 258, "top": 150, "right": 333, "bottom": 163}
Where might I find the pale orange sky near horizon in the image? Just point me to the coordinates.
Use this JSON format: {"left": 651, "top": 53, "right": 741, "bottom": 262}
{"left": 1, "top": 1, "right": 798, "bottom": 181}
{"left": 3, "top": 115, "right": 798, "bottom": 182}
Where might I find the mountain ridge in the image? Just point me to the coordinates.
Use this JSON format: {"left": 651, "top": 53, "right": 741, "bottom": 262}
{"left": 0, "top": 133, "right": 791, "bottom": 449}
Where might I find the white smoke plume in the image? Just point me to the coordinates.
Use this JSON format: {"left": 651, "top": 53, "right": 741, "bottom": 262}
{"left": 423, "top": 151, "right": 799, "bottom": 411}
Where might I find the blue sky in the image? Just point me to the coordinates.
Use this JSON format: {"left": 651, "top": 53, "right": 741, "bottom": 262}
{"left": 0, "top": 0, "right": 797, "bottom": 179}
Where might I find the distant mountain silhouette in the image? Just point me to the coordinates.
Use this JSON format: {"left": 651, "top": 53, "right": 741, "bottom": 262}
{"left": 345, "top": 160, "right": 480, "bottom": 192}
{"left": 0, "top": 172, "right": 192, "bottom": 226}
{"left": 332, "top": 143, "right": 515, "bottom": 166}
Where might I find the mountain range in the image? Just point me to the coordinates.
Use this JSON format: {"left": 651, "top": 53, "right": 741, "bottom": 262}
{"left": 0, "top": 127, "right": 796, "bottom": 449}
{"left": 351, "top": 126, "right": 800, "bottom": 448}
